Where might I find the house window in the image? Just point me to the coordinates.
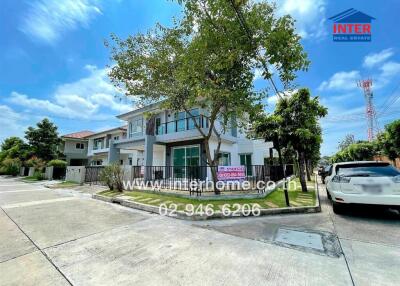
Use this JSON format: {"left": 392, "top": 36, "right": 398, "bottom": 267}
{"left": 92, "top": 160, "right": 103, "bottom": 166}
{"left": 240, "top": 154, "right": 253, "bottom": 176}
{"left": 76, "top": 143, "right": 84, "bottom": 149}
{"left": 187, "top": 108, "right": 199, "bottom": 130}
{"left": 129, "top": 118, "right": 143, "bottom": 137}
{"left": 175, "top": 112, "right": 186, "bottom": 132}
{"left": 93, "top": 139, "right": 102, "bottom": 150}
{"left": 218, "top": 152, "right": 231, "bottom": 166}
{"left": 155, "top": 117, "right": 163, "bottom": 135}
{"left": 120, "top": 160, "right": 124, "bottom": 165}
{"left": 113, "top": 136, "right": 119, "bottom": 141}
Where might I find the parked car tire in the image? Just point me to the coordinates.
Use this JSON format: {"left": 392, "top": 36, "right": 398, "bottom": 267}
{"left": 332, "top": 201, "right": 345, "bottom": 214}
{"left": 326, "top": 189, "right": 331, "bottom": 200}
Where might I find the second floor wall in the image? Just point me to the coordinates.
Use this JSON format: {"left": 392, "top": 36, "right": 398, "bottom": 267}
{"left": 62, "top": 139, "right": 88, "bottom": 155}
{"left": 124, "top": 107, "right": 241, "bottom": 140}
{"left": 87, "top": 130, "right": 127, "bottom": 153}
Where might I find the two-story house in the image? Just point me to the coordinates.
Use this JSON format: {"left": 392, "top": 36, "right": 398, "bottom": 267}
{"left": 94, "top": 102, "right": 274, "bottom": 179}
{"left": 60, "top": 131, "right": 94, "bottom": 166}
{"left": 86, "top": 126, "right": 132, "bottom": 166}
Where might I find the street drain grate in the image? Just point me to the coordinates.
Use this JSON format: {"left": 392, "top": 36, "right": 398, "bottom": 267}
{"left": 274, "top": 228, "right": 324, "bottom": 251}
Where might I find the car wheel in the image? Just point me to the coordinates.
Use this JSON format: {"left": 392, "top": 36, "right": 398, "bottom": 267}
{"left": 332, "top": 201, "right": 345, "bottom": 214}
{"left": 326, "top": 190, "right": 332, "bottom": 200}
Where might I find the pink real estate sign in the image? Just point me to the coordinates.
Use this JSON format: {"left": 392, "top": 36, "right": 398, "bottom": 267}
{"left": 217, "top": 166, "right": 246, "bottom": 181}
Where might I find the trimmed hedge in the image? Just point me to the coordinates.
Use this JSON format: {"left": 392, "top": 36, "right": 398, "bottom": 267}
{"left": 47, "top": 159, "right": 67, "bottom": 168}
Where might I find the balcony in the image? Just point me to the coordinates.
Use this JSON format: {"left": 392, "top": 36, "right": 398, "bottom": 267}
{"left": 89, "top": 147, "right": 109, "bottom": 156}
{"left": 155, "top": 115, "right": 209, "bottom": 135}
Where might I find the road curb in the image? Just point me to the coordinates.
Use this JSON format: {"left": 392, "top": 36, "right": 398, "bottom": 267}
{"left": 92, "top": 186, "right": 321, "bottom": 220}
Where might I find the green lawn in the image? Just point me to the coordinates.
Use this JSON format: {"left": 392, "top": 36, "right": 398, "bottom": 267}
{"left": 98, "top": 177, "right": 316, "bottom": 211}
{"left": 22, "top": 176, "right": 41, "bottom": 182}
{"left": 51, "top": 181, "right": 80, "bottom": 188}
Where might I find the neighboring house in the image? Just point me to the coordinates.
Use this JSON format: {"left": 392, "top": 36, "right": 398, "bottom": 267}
{"left": 86, "top": 126, "right": 131, "bottom": 166}
{"left": 84, "top": 103, "right": 274, "bottom": 179}
{"left": 60, "top": 131, "right": 94, "bottom": 166}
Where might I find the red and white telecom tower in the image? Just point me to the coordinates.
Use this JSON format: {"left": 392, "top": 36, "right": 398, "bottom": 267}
{"left": 357, "top": 79, "right": 375, "bottom": 142}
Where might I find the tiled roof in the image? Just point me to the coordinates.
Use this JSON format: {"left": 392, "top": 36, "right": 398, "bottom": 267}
{"left": 62, "top": 130, "right": 95, "bottom": 139}
{"left": 84, "top": 126, "right": 128, "bottom": 138}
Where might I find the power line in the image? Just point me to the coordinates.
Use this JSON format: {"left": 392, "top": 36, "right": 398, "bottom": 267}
{"left": 227, "top": 0, "right": 283, "bottom": 99}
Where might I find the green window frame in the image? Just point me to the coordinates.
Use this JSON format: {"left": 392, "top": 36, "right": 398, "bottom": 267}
{"left": 240, "top": 154, "right": 253, "bottom": 176}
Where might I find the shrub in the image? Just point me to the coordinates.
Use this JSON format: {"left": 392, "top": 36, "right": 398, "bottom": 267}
{"left": 1, "top": 158, "right": 21, "bottom": 176}
{"left": 113, "top": 164, "right": 125, "bottom": 192}
{"left": 33, "top": 171, "right": 45, "bottom": 180}
{"left": 100, "top": 166, "right": 114, "bottom": 190}
{"left": 25, "top": 156, "right": 46, "bottom": 172}
{"left": 47, "top": 159, "right": 67, "bottom": 168}
{"left": 99, "top": 163, "right": 125, "bottom": 192}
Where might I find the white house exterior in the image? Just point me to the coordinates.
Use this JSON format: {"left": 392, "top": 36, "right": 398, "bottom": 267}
{"left": 86, "top": 126, "right": 131, "bottom": 166}
{"left": 60, "top": 131, "right": 94, "bottom": 166}
{"left": 64, "top": 103, "right": 275, "bottom": 176}
{"left": 92, "top": 103, "right": 275, "bottom": 172}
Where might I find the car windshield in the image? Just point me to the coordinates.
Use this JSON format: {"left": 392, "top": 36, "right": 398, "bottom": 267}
{"left": 337, "top": 163, "right": 400, "bottom": 177}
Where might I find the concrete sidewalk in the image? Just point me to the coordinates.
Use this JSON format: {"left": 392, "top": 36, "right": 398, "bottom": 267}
{"left": 0, "top": 176, "right": 398, "bottom": 285}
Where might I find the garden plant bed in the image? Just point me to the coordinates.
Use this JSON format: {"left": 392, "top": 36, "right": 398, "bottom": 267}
{"left": 93, "top": 178, "right": 320, "bottom": 220}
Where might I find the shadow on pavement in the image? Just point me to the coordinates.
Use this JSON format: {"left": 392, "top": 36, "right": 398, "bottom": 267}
{"left": 334, "top": 204, "right": 400, "bottom": 220}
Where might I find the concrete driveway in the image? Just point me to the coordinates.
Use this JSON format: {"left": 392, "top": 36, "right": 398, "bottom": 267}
{"left": 0, "top": 176, "right": 398, "bottom": 285}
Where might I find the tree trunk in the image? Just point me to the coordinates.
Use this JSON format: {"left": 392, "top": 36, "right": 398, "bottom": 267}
{"left": 298, "top": 152, "right": 308, "bottom": 192}
{"left": 203, "top": 138, "right": 220, "bottom": 195}
{"left": 276, "top": 142, "right": 290, "bottom": 206}
{"left": 305, "top": 159, "right": 311, "bottom": 181}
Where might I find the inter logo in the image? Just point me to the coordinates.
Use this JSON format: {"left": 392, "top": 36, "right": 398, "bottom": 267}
{"left": 329, "top": 8, "right": 375, "bottom": 42}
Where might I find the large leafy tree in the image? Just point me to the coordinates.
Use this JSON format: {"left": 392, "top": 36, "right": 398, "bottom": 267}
{"left": 108, "top": 0, "right": 309, "bottom": 192}
{"left": 25, "top": 119, "right": 61, "bottom": 161}
{"left": 338, "top": 134, "right": 356, "bottom": 151}
{"left": 254, "top": 114, "right": 290, "bottom": 205}
{"left": 0, "top": 137, "right": 31, "bottom": 163}
{"left": 303, "top": 125, "right": 323, "bottom": 181}
{"left": 379, "top": 120, "right": 400, "bottom": 160}
{"left": 255, "top": 88, "right": 327, "bottom": 192}
{"left": 331, "top": 142, "right": 375, "bottom": 163}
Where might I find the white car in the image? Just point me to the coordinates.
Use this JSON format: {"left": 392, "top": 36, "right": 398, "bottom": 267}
{"left": 326, "top": 161, "right": 400, "bottom": 214}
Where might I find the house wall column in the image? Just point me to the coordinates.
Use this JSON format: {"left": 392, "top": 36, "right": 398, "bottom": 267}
{"left": 108, "top": 140, "right": 120, "bottom": 164}
{"left": 144, "top": 135, "right": 155, "bottom": 180}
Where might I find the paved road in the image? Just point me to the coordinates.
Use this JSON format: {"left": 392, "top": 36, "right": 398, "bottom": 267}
{"left": 0, "top": 176, "right": 399, "bottom": 285}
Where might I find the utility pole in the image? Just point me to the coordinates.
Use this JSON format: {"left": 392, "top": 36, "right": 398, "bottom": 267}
{"left": 357, "top": 79, "right": 375, "bottom": 142}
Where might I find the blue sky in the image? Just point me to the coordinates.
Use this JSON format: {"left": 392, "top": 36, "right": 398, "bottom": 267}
{"left": 1, "top": 0, "right": 400, "bottom": 156}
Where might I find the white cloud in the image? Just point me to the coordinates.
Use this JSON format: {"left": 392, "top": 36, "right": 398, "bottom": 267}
{"left": 277, "top": 0, "right": 327, "bottom": 39}
{"left": 372, "top": 61, "right": 400, "bottom": 89}
{"left": 265, "top": 89, "right": 297, "bottom": 111}
{"left": 380, "top": 61, "right": 400, "bottom": 78}
{"left": 8, "top": 65, "right": 134, "bottom": 121}
{"left": 363, "top": 48, "right": 394, "bottom": 68}
{"left": 0, "top": 105, "right": 26, "bottom": 142}
{"left": 19, "top": 0, "right": 102, "bottom": 44}
{"left": 253, "top": 68, "right": 264, "bottom": 81}
{"left": 318, "top": 71, "right": 361, "bottom": 91}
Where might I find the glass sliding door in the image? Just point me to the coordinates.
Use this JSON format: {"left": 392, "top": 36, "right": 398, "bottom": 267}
{"left": 172, "top": 145, "right": 200, "bottom": 178}
{"left": 173, "top": 147, "right": 186, "bottom": 178}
